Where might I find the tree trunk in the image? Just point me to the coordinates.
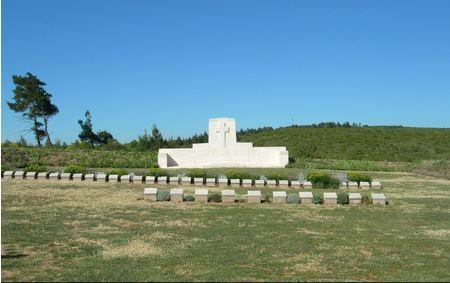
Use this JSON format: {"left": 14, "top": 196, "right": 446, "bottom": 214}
{"left": 43, "top": 116, "right": 52, "bottom": 146}
{"left": 33, "top": 117, "right": 42, "bottom": 147}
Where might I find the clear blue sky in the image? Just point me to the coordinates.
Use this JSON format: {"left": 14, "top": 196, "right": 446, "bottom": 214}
{"left": 2, "top": 0, "right": 450, "bottom": 143}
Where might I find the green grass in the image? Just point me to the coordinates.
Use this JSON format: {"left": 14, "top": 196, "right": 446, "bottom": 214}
{"left": 2, "top": 172, "right": 450, "bottom": 281}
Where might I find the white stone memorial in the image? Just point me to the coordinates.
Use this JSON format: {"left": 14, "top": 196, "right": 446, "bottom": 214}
{"left": 26, "top": 172, "right": 37, "bottom": 179}
{"left": 181, "top": 176, "right": 192, "bottom": 185}
{"left": 3, "top": 171, "right": 14, "bottom": 179}
{"left": 49, "top": 172, "right": 60, "bottom": 180}
{"left": 278, "top": 180, "right": 289, "bottom": 188}
{"left": 348, "top": 181, "right": 358, "bottom": 189}
{"left": 144, "top": 188, "right": 158, "bottom": 202}
{"left": 206, "top": 178, "right": 216, "bottom": 186}
{"left": 120, "top": 175, "right": 131, "bottom": 183}
{"left": 299, "top": 192, "right": 313, "bottom": 204}
{"left": 61, "top": 173, "right": 71, "bottom": 180}
{"left": 158, "top": 118, "right": 288, "bottom": 168}
{"left": 133, "top": 175, "right": 144, "bottom": 183}
{"left": 108, "top": 174, "right": 119, "bottom": 183}
{"left": 372, "top": 193, "right": 387, "bottom": 205}
{"left": 222, "top": 189, "right": 235, "bottom": 203}
{"left": 96, "top": 173, "right": 107, "bottom": 182}
{"left": 85, "top": 173, "right": 95, "bottom": 181}
{"left": 72, "top": 173, "right": 83, "bottom": 181}
{"left": 291, "top": 180, "right": 301, "bottom": 189}
{"left": 145, "top": 176, "right": 156, "bottom": 184}
{"left": 194, "top": 177, "right": 205, "bottom": 186}
{"left": 302, "top": 181, "right": 312, "bottom": 189}
{"left": 348, "top": 193, "right": 362, "bottom": 204}
{"left": 158, "top": 176, "right": 167, "bottom": 185}
{"left": 170, "top": 188, "right": 184, "bottom": 202}
{"left": 218, "top": 178, "right": 228, "bottom": 187}
{"left": 195, "top": 188, "right": 208, "bottom": 203}
{"left": 371, "top": 181, "right": 382, "bottom": 189}
{"left": 14, "top": 171, "right": 25, "bottom": 179}
{"left": 323, "top": 192, "right": 337, "bottom": 205}
{"left": 230, "top": 179, "right": 240, "bottom": 187}
{"left": 360, "top": 181, "right": 370, "bottom": 189}
{"left": 255, "top": 180, "right": 265, "bottom": 188}
{"left": 273, "top": 191, "right": 287, "bottom": 204}
{"left": 169, "top": 176, "right": 179, "bottom": 185}
{"left": 242, "top": 179, "right": 252, "bottom": 188}
{"left": 247, "top": 190, "right": 261, "bottom": 203}
{"left": 266, "top": 180, "right": 276, "bottom": 187}
{"left": 37, "top": 172, "right": 49, "bottom": 180}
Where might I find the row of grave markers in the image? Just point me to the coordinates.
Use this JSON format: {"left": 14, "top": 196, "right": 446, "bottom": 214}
{"left": 144, "top": 188, "right": 388, "bottom": 205}
{"left": 2, "top": 170, "right": 381, "bottom": 189}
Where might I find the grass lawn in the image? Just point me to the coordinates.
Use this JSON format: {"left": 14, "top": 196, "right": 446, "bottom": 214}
{"left": 1, "top": 172, "right": 450, "bottom": 281}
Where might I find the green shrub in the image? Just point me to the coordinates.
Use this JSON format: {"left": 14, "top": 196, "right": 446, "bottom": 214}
{"left": 147, "top": 167, "right": 167, "bottom": 177}
{"left": 225, "top": 169, "right": 254, "bottom": 180}
{"left": 262, "top": 192, "right": 271, "bottom": 203}
{"left": 307, "top": 172, "right": 340, "bottom": 189}
{"left": 157, "top": 190, "right": 170, "bottom": 201}
{"left": 348, "top": 172, "right": 372, "bottom": 185}
{"left": 312, "top": 193, "right": 324, "bottom": 204}
{"left": 183, "top": 195, "right": 195, "bottom": 202}
{"left": 287, "top": 193, "right": 300, "bottom": 204}
{"left": 24, "top": 164, "right": 48, "bottom": 173}
{"left": 187, "top": 168, "right": 207, "bottom": 178}
{"left": 64, "top": 165, "right": 87, "bottom": 174}
{"left": 361, "top": 193, "right": 372, "bottom": 204}
{"left": 208, "top": 193, "right": 222, "bottom": 203}
{"left": 337, "top": 192, "right": 349, "bottom": 205}
{"left": 108, "top": 169, "right": 129, "bottom": 175}
{"left": 266, "top": 173, "right": 287, "bottom": 181}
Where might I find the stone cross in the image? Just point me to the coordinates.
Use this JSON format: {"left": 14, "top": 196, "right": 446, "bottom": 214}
{"left": 215, "top": 122, "right": 230, "bottom": 148}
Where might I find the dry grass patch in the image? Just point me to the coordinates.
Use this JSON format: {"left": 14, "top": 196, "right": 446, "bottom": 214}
{"left": 424, "top": 229, "right": 450, "bottom": 239}
{"left": 102, "top": 239, "right": 164, "bottom": 258}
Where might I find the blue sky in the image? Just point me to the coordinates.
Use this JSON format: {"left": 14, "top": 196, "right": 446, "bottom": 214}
{"left": 2, "top": 0, "right": 450, "bottom": 143}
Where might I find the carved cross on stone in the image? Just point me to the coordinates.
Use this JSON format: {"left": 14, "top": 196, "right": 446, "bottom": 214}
{"left": 215, "top": 122, "right": 230, "bottom": 148}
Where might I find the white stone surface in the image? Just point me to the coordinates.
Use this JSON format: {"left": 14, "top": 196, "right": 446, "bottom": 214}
{"left": 97, "top": 173, "right": 107, "bottom": 181}
{"left": 170, "top": 188, "right": 184, "bottom": 195}
{"left": 14, "top": 171, "right": 25, "bottom": 179}
{"left": 194, "top": 177, "right": 205, "bottom": 186}
{"left": 266, "top": 180, "right": 276, "bottom": 187}
{"left": 206, "top": 178, "right": 216, "bottom": 186}
{"left": 218, "top": 178, "right": 228, "bottom": 186}
{"left": 273, "top": 191, "right": 287, "bottom": 203}
{"left": 144, "top": 188, "right": 158, "bottom": 195}
{"left": 273, "top": 191, "right": 287, "bottom": 197}
{"left": 169, "top": 176, "right": 179, "bottom": 184}
{"left": 158, "top": 118, "right": 288, "bottom": 168}
{"left": 230, "top": 179, "right": 240, "bottom": 186}
{"left": 145, "top": 176, "right": 156, "bottom": 184}
{"left": 61, "top": 173, "right": 72, "bottom": 180}
{"left": 247, "top": 190, "right": 261, "bottom": 197}
{"left": 37, "top": 172, "right": 49, "bottom": 179}
{"left": 348, "top": 181, "right": 358, "bottom": 189}
{"left": 278, "top": 180, "right": 289, "bottom": 188}
{"left": 349, "top": 193, "right": 362, "bottom": 204}
{"left": 181, "top": 176, "right": 192, "bottom": 185}
{"left": 291, "top": 181, "right": 301, "bottom": 189}
{"left": 372, "top": 193, "right": 387, "bottom": 205}
{"left": 324, "top": 192, "right": 337, "bottom": 205}
{"left": 85, "top": 173, "right": 95, "bottom": 181}
{"left": 340, "top": 182, "right": 348, "bottom": 188}
{"left": 255, "top": 180, "right": 265, "bottom": 187}
{"left": 371, "top": 181, "right": 382, "bottom": 189}
{"left": 247, "top": 190, "right": 261, "bottom": 203}
{"left": 195, "top": 188, "right": 208, "bottom": 196}
{"left": 49, "top": 172, "right": 60, "bottom": 179}
{"left": 360, "top": 181, "right": 370, "bottom": 189}
{"left": 242, "top": 179, "right": 252, "bottom": 187}
{"left": 299, "top": 192, "right": 313, "bottom": 199}
{"left": 133, "top": 175, "right": 144, "bottom": 183}
{"left": 302, "top": 181, "right": 312, "bottom": 188}
{"left": 108, "top": 174, "right": 119, "bottom": 182}
{"left": 158, "top": 176, "right": 167, "bottom": 184}
{"left": 120, "top": 175, "right": 131, "bottom": 183}
{"left": 73, "top": 173, "right": 83, "bottom": 181}
{"left": 222, "top": 189, "right": 235, "bottom": 196}
{"left": 3, "top": 171, "right": 14, "bottom": 178}
{"left": 26, "top": 172, "right": 37, "bottom": 179}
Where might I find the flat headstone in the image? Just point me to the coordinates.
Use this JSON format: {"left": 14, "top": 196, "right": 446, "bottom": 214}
{"left": 255, "top": 180, "right": 265, "bottom": 188}
{"left": 84, "top": 173, "right": 95, "bottom": 181}
{"left": 195, "top": 188, "right": 208, "bottom": 202}
{"left": 372, "top": 193, "right": 387, "bottom": 205}
{"left": 108, "top": 174, "right": 119, "bottom": 182}
{"left": 247, "top": 190, "right": 261, "bottom": 203}
{"left": 348, "top": 181, "right": 358, "bottom": 189}
{"left": 3, "top": 171, "right": 14, "bottom": 179}
{"left": 371, "top": 181, "right": 382, "bottom": 189}
{"left": 278, "top": 180, "right": 289, "bottom": 188}
{"left": 132, "top": 175, "right": 144, "bottom": 183}
{"left": 144, "top": 187, "right": 158, "bottom": 201}
{"left": 266, "top": 180, "right": 276, "bottom": 187}
{"left": 37, "top": 172, "right": 49, "bottom": 180}
{"left": 181, "top": 176, "right": 192, "bottom": 185}
{"left": 218, "top": 178, "right": 228, "bottom": 187}
{"left": 49, "top": 172, "right": 60, "bottom": 180}
{"left": 96, "top": 173, "right": 107, "bottom": 182}
{"left": 60, "top": 173, "right": 72, "bottom": 180}
{"left": 302, "top": 181, "right": 312, "bottom": 189}
{"left": 299, "top": 192, "right": 313, "bottom": 204}
{"left": 206, "top": 178, "right": 216, "bottom": 186}
{"left": 72, "top": 173, "right": 83, "bottom": 181}
{"left": 242, "top": 179, "right": 252, "bottom": 188}
{"left": 290, "top": 180, "right": 301, "bottom": 189}
{"left": 360, "top": 181, "right": 370, "bottom": 189}
{"left": 230, "top": 179, "right": 240, "bottom": 186}
{"left": 14, "top": 171, "right": 25, "bottom": 179}
{"left": 348, "top": 193, "right": 362, "bottom": 204}
{"left": 222, "top": 189, "right": 235, "bottom": 203}
{"left": 273, "top": 191, "right": 287, "bottom": 204}
{"left": 26, "top": 172, "right": 37, "bottom": 179}
{"left": 194, "top": 177, "right": 204, "bottom": 186}
{"left": 158, "top": 176, "right": 168, "bottom": 184}
{"left": 323, "top": 192, "right": 337, "bottom": 205}
{"left": 170, "top": 188, "right": 184, "bottom": 202}
{"left": 120, "top": 175, "right": 131, "bottom": 183}
{"left": 340, "top": 181, "right": 348, "bottom": 189}
{"left": 145, "top": 176, "right": 156, "bottom": 184}
{"left": 169, "top": 176, "right": 179, "bottom": 184}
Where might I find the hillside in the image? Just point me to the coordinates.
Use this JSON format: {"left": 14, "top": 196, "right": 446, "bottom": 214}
{"left": 238, "top": 126, "right": 450, "bottom": 162}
